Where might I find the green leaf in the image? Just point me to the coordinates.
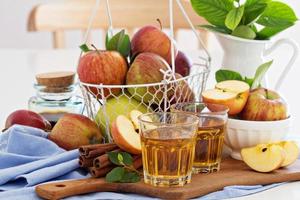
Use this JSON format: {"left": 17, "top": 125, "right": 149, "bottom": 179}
{"left": 108, "top": 152, "right": 133, "bottom": 166}
{"left": 198, "top": 25, "right": 231, "bottom": 34}
{"left": 243, "top": 0, "right": 269, "bottom": 24}
{"left": 106, "top": 29, "right": 131, "bottom": 57}
{"left": 119, "top": 152, "right": 133, "bottom": 166}
{"left": 256, "top": 26, "right": 290, "bottom": 40}
{"left": 107, "top": 152, "right": 122, "bottom": 166}
{"left": 249, "top": 24, "right": 258, "bottom": 33}
{"left": 215, "top": 69, "right": 243, "bottom": 82}
{"left": 105, "top": 32, "right": 111, "bottom": 49}
{"left": 225, "top": 6, "right": 245, "bottom": 30}
{"left": 244, "top": 77, "right": 254, "bottom": 87}
{"left": 191, "top": 0, "right": 234, "bottom": 27}
{"left": 105, "top": 167, "right": 125, "bottom": 183}
{"left": 251, "top": 60, "right": 273, "bottom": 89}
{"left": 257, "top": 1, "right": 297, "bottom": 27}
{"left": 232, "top": 25, "right": 256, "bottom": 39}
{"left": 79, "top": 44, "right": 91, "bottom": 52}
{"left": 120, "top": 172, "right": 141, "bottom": 183}
{"left": 117, "top": 153, "right": 123, "bottom": 163}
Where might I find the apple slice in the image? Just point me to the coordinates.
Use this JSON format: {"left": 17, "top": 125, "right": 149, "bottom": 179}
{"left": 277, "top": 141, "right": 299, "bottom": 167}
{"left": 129, "top": 110, "right": 144, "bottom": 131}
{"left": 202, "top": 80, "right": 250, "bottom": 115}
{"left": 111, "top": 115, "right": 141, "bottom": 154}
{"left": 241, "top": 144, "right": 285, "bottom": 173}
{"left": 215, "top": 80, "right": 250, "bottom": 93}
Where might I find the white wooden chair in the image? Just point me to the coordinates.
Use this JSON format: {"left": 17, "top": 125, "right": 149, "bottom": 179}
{"left": 28, "top": 0, "right": 209, "bottom": 49}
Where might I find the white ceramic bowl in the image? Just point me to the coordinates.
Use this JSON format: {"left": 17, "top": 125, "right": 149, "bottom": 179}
{"left": 225, "top": 117, "right": 291, "bottom": 160}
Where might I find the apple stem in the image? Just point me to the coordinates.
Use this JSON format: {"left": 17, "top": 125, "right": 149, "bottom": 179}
{"left": 91, "top": 44, "right": 100, "bottom": 55}
{"left": 156, "top": 18, "right": 163, "bottom": 30}
{"left": 264, "top": 88, "right": 271, "bottom": 99}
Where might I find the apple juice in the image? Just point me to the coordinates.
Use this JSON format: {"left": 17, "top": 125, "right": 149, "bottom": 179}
{"left": 193, "top": 116, "right": 226, "bottom": 173}
{"left": 141, "top": 129, "right": 196, "bottom": 186}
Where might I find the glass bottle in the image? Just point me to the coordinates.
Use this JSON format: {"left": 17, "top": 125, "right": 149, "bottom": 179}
{"left": 28, "top": 71, "right": 84, "bottom": 127}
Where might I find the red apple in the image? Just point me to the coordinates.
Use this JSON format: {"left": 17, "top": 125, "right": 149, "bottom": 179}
{"left": 77, "top": 50, "right": 128, "bottom": 98}
{"left": 48, "top": 113, "right": 103, "bottom": 150}
{"left": 126, "top": 52, "right": 171, "bottom": 103}
{"left": 174, "top": 73, "right": 195, "bottom": 102}
{"left": 241, "top": 88, "right": 288, "bottom": 121}
{"left": 175, "top": 51, "right": 192, "bottom": 77}
{"left": 131, "top": 25, "right": 178, "bottom": 65}
{"left": 5, "top": 110, "right": 51, "bottom": 131}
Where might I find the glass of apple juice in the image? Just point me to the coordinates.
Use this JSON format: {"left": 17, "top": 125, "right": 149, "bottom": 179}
{"left": 171, "top": 103, "right": 229, "bottom": 173}
{"left": 138, "top": 112, "right": 199, "bottom": 187}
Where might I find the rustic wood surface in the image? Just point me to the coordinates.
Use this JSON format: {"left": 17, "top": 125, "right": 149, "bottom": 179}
{"left": 36, "top": 158, "right": 300, "bottom": 200}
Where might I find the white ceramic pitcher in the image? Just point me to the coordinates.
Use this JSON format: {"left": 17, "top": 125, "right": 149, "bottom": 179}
{"left": 214, "top": 32, "right": 299, "bottom": 90}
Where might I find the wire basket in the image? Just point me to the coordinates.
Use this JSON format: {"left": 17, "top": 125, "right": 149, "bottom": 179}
{"left": 78, "top": 0, "right": 212, "bottom": 142}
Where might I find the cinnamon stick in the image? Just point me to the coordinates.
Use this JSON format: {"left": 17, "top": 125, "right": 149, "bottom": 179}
{"left": 79, "top": 143, "right": 117, "bottom": 156}
{"left": 79, "top": 155, "right": 94, "bottom": 168}
{"left": 89, "top": 156, "right": 143, "bottom": 178}
{"left": 89, "top": 166, "right": 115, "bottom": 178}
{"left": 132, "top": 156, "right": 143, "bottom": 169}
{"left": 86, "top": 144, "right": 118, "bottom": 158}
{"left": 93, "top": 149, "right": 121, "bottom": 169}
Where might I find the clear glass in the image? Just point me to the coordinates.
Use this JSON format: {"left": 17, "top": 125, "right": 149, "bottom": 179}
{"left": 138, "top": 112, "right": 199, "bottom": 187}
{"left": 171, "top": 103, "right": 228, "bottom": 173}
{"left": 28, "top": 83, "right": 84, "bottom": 127}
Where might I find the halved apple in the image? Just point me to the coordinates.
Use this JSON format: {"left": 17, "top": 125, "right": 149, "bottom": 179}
{"left": 129, "top": 110, "right": 143, "bottom": 131}
{"left": 241, "top": 144, "right": 286, "bottom": 173}
{"left": 276, "top": 141, "right": 299, "bottom": 167}
{"left": 111, "top": 115, "right": 141, "bottom": 154}
{"left": 202, "top": 80, "right": 250, "bottom": 115}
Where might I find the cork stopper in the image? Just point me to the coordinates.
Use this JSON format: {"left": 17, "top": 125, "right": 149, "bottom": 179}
{"left": 36, "top": 71, "right": 75, "bottom": 87}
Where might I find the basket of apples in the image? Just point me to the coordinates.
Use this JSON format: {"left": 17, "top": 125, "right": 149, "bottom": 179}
{"left": 77, "top": 23, "right": 210, "bottom": 143}
{"left": 201, "top": 61, "right": 297, "bottom": 170}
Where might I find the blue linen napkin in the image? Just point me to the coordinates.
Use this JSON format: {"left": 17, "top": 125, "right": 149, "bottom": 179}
{"left": 0, "top": 125, "right": 88, "bottom": 190}
{"left": 0, "top": 125, "right": 298, "bottom": 199}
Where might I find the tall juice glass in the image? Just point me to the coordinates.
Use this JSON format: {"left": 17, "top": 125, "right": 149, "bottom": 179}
{"left": 171, "top": 103, "right": 228, "bottom": 173}
{"left": 138, "top": 112, "right": 199, "bottom": 187}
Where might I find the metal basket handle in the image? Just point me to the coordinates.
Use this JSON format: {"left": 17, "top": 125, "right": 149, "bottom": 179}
{"left": 77, "top": 0, "right": 211, "bottom": 69}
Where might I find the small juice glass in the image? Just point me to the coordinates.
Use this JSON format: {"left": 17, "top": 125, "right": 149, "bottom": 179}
{"left": 138, "top": 112, "right": 199, "bottom": 187}
{"left": 171, "top": 103, "right": 228, "bottom": 173}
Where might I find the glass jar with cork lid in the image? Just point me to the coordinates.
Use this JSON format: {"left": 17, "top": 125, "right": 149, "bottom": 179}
{"left": 28, "top": 71, "right": 84, "bottom": 127}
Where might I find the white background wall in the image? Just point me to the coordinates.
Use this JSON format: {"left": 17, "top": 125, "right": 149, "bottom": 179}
{"left": 1, "top": 0, "right": 299, "bottom": 49}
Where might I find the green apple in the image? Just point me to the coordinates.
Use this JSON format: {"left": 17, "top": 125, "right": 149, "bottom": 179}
{"left": 241, "top": 88, "right": 288, "bottom": 121}
{"left": 95, "top": 95, "right": 149, "bottom": 140}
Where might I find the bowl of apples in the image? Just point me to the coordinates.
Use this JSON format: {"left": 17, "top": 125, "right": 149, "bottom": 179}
{"left": 202, "top": 62, "right": 291, "bottom": 160}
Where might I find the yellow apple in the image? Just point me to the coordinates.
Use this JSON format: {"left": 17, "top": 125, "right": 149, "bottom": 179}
{"left": 95, "top": 95, "right": 149, "bottom": 139}
{"left": 241, "top": 144, "right": 286, "bottom": 172}
{"left": 111, "top": 115, "right": 141, "bottom": 154}
{"left": 276, "top": 141, "right": 299, "bottom": 167}
{"left": 202, "top": 80, "right": 250, "bottom": 115}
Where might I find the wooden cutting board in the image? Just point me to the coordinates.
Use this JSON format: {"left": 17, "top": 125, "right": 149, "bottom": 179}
{"left": 36, "top": 158, "right": 300, "bottom": 200}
